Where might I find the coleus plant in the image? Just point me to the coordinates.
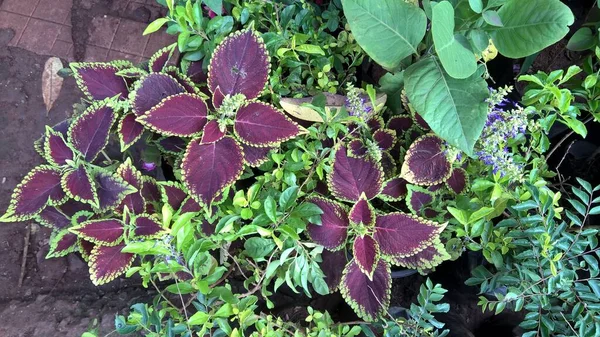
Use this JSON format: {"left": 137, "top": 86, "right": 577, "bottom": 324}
{"left": 305, "top": 97, "right": 470, "bottom": 320}
{"left": 128, "top": 29, "right": 301, "bottom": 209}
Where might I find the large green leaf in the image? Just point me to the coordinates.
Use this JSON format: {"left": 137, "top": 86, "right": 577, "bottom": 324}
{"left": 432, "top": 1, "right": 477, "bottom": 79}
{"left": 342, "top": 0, "right": 426, "bottom": 70}
{"left": 490, "top": 0, "right": 574, "bottom": 58}
{"left": 404, "top": 57, "right": 488, "bottom": 155}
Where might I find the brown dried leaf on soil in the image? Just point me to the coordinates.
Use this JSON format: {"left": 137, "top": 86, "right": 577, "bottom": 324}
{"left": 42, "top": 57, "right": 64, "bottom": 114}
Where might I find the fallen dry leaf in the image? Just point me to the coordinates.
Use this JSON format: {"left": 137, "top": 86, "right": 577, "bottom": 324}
{"left": 280, "top": 92, "right": 387, "bottom": 122}
{"left": 42, "top": 57, "right": 64, "bottom": 114}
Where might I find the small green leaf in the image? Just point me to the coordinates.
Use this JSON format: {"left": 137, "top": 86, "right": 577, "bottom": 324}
{"left": 482, "top": 10, "right": 503, "bottom": 27}
{"left": 264, "top": 196, "right": 278, "bottom": 223}
{"left": 144, "top": 18, "right": 170, "bottom": 35}
{"left": 295, "top": 44, "right": 325, "bottom": 55}
{"left": 468, "top": 0, "right": 483, "bottom": 13}
{"left": 203, "top": 0, "right": 222, "bottom": 16}
{"left": 567, "top": 27, "right": 596, "bottom": 52}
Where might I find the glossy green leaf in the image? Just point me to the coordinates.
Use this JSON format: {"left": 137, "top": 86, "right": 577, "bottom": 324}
{"left": 490, "top": 0, "right": 574, "bottom": 58}
{"left": 567, "top": 28, "right": 596, "bottom": 52}
{"left": 432, "top": 1, "right": 477, "bottom": 79}
{"left": 468, "top": 0, "right": 483, "bottom": 13}
{"left": 342, "top": 0, "right": 427, "bottom": 70}
{"left": 404, "top": 57, "right": 489, "bottom": 155}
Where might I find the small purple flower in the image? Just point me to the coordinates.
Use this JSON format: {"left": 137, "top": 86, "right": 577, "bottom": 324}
{"left": 142, "top": 161, "right": 157, "bottom": 171}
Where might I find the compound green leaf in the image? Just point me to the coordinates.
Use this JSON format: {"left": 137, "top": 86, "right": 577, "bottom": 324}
{"left": 490, "top": 0, "right": 574, "bottom": 58}
{"left": 342, "top": 0, "right": 426, "bottom": 70}
{"left": 432, "top": 1, "right": 477, "bottom": 79}
{"left": 404, "top": 57, "right": 488, "bottom": 155}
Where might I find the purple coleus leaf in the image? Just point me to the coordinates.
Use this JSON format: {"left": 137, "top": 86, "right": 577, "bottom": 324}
{"left": 306, "top": 197, "right": 349, "bottom": 250}
{"left": 386, "top": 115, "right": 413, "bottom": 135}
{"left": 43, "top": 127, "right": 74, "bottom": 166}
{"left": 71, "top": 218, "right": 125, "bottom": 245}
{"left": 118, "top": 113, "right": 145, "bottom": 151}
{"left": 353, "top": 235, "right": 379, "bottom": 278}
{"left": 182, "top": 137, "right": 244, "bottom": 206}
{"left": 68, "top": 102, "right": 117, "bottom": 162}
{"left": 164, "top": 66, "right": 198, "bottom": 94}
{"left": 401, "top": 135, "right": 451, "bottom": 186}
{"left": 94, "top": 170, "right": 137, "bottom": 212}
{"left": 328, "top": 146, "right": 383, "bottom": 202}
{"left": 201, "top": 120, "right": 226, "bottom": 143}
{"left": 157, "top": 136, "right": 187, "bottom": 154}
{"left": 141, "top": 176, "right": 160, "bottom": 204}
{"left": 116, "top": 159, "right": 145, "bottom": 215}
{"left": 373, "top": 212, "right": 445, "bottom": 260}
{"left": 340, "top": 260, "right": 391, "bottom": 321}
{"left": 373, "top": 129, "right": 396, "bottom": 151}
{"left": 61, "top": 164, "right": 98, "bottom": 206}
{"left": 393, "top": 238, "right": 450, "bottom": 274}
{"left": 133, "top": 214, "right": 165, "bottom": 239}
{"left": 160, "top": 182, "right": 188, "bottom": 210}
{"left": 320, "top": 249, "right": 347, "bottom": 291}
{"left": 47, "top": 229, "right": 79, "bottom": 258}
{"left": 349, "top": 195, "right": 375, "bottom": 226}
{"left": 186, "top": 61, "right": 207, "bottom": 84}
{"left": 406, "top": 185, "right": 434, "bottom": 214}
{"left": 79, "top": 239, "right": 95, "bottom": 261}
{"left": 180, "top": 196, "right": 202, "bottom": 214}
{"left": 208, "top": 29, "right": 269, "bottom": 100}
{"left": 36, "top": 206, "right": 71, "bottom": 229}
{"left": 1, "top": 166, "right": 66, "bottom": 221}
{"left": 380, "top": 152, "right": 397, "bottom": 179}
{"left": 148, "top": 43, "right": 175, "bottom": 73}
{"left": 137, "top": 93, "right": 208, "bottom": 137}
{"left": 241, "top": 143, "right": 273, "bottom": 167}
{"left": 131, "top": 73, "right": 185, "bottom": 116}
{"left": 348, "top": 139, "right": 367, "bottom": 157}
{"left": 446, "top": 167, "right": 467, "bottom": 194}
{"left": 71, "top": 62, "right": 128, "bottom": 101}
{"left": 413, "top": 111, "right": 430, "bottom": 130}
{"left": 379, "top": 178, "right": 408, "bottom": 202}
{"left": 212, "top": 86, "right": 225, "bottom": 109}
{"left": 234, "top": 102, "right": 300, "bottom": 147}
{"left": 88, "top": 244, "right": 135, "bottom": 285}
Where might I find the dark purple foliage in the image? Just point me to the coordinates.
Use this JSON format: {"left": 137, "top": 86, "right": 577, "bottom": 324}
{"left": 320, "top": 249, "right": 347, "bottom": 291}
{"left": 401, "top": 135, "right": 451, "bottom": 186}
{"left": 306, "top": 197, "right": 349, "bottom": 250}
{"left": 201, "top": 120, "right": 226, "bottom": 143}
{"left": 44, "top": 129, "right": 73, "bottom": 166}
{"left": 94, "top": 171, "right": 135, "bottom": 211}
{"left": 132, "top": 73, "right": 185, "bottom": 116}
{"left": 446, "top": 167, "right": 467, "bottom": 194}
{"left": 341, "top": 260, "right": 390, "bottom": 321}
{"left": 149, "top": 44, "right": 175, "bottom": 72}
{"left": 118, "top": 113, "right": 145, "bottom": 150}
{"left": 62, "top": 165, "right": 96, "bottom": 205}
{"left": 72, "top": 219, "right": 124, "bottom": 245}
{"left": 5, "top": 166, "right": 65, "bottom": 219}
{"left": 241, "top": 143, "right": 272, "bottom": 167}
{"left": 71, "top": 63, "right": 128, "bottom": 100}
{"left": 89, "top": 244, "right": 135, "bottom": 285}
{"left": 157, "top": 136, "right": 187, "bottom": 154}
{"left": 234, "top": 102, "right": 300, "bottom": 146}
{"left": 353, "top": 235, "right": 379, "bottom": 277}
{"left": 138, "top": 93, "right": 208, "bottom": 137}
{"left": 380, "top": 178, "right": 408, "bottom": 201}
{"left": 328, "top": 146, "right": 383, "bottom": 202}
{"left": 208, "top": 29, "right": 269, "bottom": 100}
{"left": 373, "top": 213, "right": 444, "bottom": 259}
{"left": 68, "top": 103, "right": 117, "bottom": 162}
{"left": 373, "top": 129, "right": 395, "bottom": 150}
{"left": 161, "top": 182, "right": 188, "bottom": 210}
{"left": 182, "top": 137, "right": 244, "bottom": 206}
{"left": 133, "top": 215, "right": 165, "bottom": 238}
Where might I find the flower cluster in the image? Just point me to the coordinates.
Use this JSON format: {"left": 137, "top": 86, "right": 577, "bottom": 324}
{"left": 345, "top": 83, "right": 372, "bottom": 120}
{"left": 475, "top": 86, "right": 529, "bottom": 179}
